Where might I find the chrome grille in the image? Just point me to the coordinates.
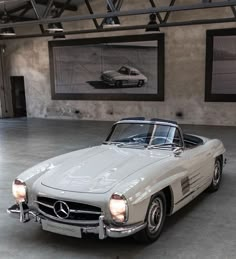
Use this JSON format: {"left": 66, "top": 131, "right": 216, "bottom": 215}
{"left": 36, "top": 196, "right": 102, "bottom": 223}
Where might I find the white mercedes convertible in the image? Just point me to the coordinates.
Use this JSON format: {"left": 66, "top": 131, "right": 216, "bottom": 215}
{"left": 7, "top": 118, "right": 225, "bottom": 243}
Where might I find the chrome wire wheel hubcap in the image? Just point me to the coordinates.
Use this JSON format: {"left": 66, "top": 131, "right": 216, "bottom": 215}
{"left": 213, "top": 160, "right": 221, "bottom": 186}
{"left": 147, "top": 197, "right": 163, "bottom": 234}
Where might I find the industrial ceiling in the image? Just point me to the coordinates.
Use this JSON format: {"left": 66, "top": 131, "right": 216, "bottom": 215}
{"left": 0, "top": 0, "right": 235, "bottom": 40}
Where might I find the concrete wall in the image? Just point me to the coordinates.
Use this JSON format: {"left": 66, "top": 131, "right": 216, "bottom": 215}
{"left": 3, "top": 1, "right": 236, "bottom": 125}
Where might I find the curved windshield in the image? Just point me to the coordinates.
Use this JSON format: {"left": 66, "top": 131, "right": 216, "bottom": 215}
{"left": 106, "top": 123, "right": 154, "bottom": 145}
{"left": 105, "top": 123, "right": 183, "bottom": 148}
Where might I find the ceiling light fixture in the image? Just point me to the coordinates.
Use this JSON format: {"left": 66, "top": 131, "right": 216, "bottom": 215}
{"left": 103, "top": 16, "right": 120, "bottom": 28}
{"left": 46, "top": 5, "right": 64, "bottom": 33}
{"left": 47, "top": 22, "right": 64, "bottom": 32}
{"left": 0, "top": 27, "right": 15, "bottom": 36}
{"left": 0, "top": 5, "right": 16, "bottom": 36}
{"left": 102, "top": 2, "right": 120, "bottom": 28}
{"left": 146, "top": 13, "right": 160, "bottom": 32}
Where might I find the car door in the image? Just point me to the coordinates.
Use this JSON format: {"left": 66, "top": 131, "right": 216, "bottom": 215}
{"left": 168, "top": 128, "right": 212, "bottom": 204}
{"left": 180, "top": 145, "right": 213, "bottom": 194}
{"left": 130, "top": 70, "right": 139, "bottom": 85}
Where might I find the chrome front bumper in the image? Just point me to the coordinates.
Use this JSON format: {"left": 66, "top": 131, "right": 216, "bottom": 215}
{"left": 7, "top": 203, "right": 146, "bottom": 239}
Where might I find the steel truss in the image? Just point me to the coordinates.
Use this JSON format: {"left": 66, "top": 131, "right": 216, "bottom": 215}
{"left": 0, "top": 0, "right": 235, "bottom": 39}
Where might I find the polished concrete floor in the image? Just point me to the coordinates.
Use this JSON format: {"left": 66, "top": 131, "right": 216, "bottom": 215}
{"left": 0, "top": 118, "right": 236, "bottom": 259}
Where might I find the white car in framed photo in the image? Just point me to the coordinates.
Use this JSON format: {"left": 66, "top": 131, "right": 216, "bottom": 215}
{"left": 8, "top": 118, "right": 225, "bottom": 243}
{"left": 101, "top": 65, "right": 148, "bottom": 87}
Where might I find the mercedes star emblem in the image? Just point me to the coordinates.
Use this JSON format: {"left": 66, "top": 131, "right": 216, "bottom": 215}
{"left": 53, "top": 201, "right": 70, "bottom": 219}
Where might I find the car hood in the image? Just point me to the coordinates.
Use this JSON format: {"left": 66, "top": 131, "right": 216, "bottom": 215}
{"left": 40, "top": 145, "right": 170, "bottom": 194}
{"left": 102, "top": 71, "right": 121, "bottom": 78}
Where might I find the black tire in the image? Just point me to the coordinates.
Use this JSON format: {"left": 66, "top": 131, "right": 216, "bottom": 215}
{"left": 137, "top": 80, "right": 144, "bottom": 87}
{"left": 208, "top": 157, "right": 222, "bottom": 192}
{"left": 134, "top": 191, "right": 166, "bottom": 244}
{"left": 115, "top": 80, "right": 122, "bottom": 87}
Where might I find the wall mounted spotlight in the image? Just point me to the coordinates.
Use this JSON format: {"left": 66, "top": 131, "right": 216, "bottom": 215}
{"left": 146, "top": 13, "right": 160, "bottom": 32}
{"left": 46, "top": 5, "right": 64, "bottom": 33}
{"left": 47, "top": 22, "right": 64, "bottom": 32}
{"left": 102, "top": 1, "right": 120, "bottom": 28}
{"left": 103, "top": 16, "right": 120, "bottom": 28}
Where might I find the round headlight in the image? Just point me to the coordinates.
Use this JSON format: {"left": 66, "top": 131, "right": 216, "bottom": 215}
{"left": 109, "top": 193, "right": 128, "bottom": 223}
{"left": 12, "top": 179, "right": 27, "bottom": 203}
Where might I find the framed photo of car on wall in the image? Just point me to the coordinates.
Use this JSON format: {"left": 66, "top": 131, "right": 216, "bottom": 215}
{"left": 205, "top": 28, "right": 236, "bottom": 102}
{"left": 49, "top": 34, "right": 164, "bottom": 101}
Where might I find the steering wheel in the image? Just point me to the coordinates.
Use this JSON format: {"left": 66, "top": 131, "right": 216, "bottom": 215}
{"left": 132, "top": 136, "right": 149, "bottom": 144}
{"left": 151, "top": 136, "right": 173, "bottom": 145}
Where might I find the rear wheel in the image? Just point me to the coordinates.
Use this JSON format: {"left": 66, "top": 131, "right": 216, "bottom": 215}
{"left": 134, "top": 191, "right": 166, "bottom": 243}
{"left": 208, "top": 158, "right": 222, "bottom": 192}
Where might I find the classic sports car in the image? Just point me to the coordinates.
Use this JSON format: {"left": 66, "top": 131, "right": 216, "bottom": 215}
{"left": 7, "top": 118, "right": 225, "bottom": 243}
{"left": 101, "top": 65, "right": 148, "bottom": 87}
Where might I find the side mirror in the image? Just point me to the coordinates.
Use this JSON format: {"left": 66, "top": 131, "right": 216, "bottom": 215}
{"left": 173, "top": 147, "right": 183, "bottom": 157}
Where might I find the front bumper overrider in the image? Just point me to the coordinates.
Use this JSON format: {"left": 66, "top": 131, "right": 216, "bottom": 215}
{"left": 7, "top": 203, "right": 146, "bottom": 239}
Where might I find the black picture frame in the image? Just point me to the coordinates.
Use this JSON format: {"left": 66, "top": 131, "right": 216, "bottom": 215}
{"left": 49, "top": 33, "right": 165, "bottom": 101}
{"left": 205, "top": 28, "right": 236, "bottom": 102}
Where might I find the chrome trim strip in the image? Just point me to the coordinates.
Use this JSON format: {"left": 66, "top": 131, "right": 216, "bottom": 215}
{"left": 37, "top": 208, "right": 100, "bottom": 225}
{"left": 189, "top": 173, "right": 201, "bottom": 181}
{"left": 34, "top": 201, "right": 54, "bottom": 209}
{"left": 175, "top": 190, "right": 195, "bottom": 205}
{"left": 189, "top": 177, "right": 201, "bottom": 187}
{"left": 69, "top": 209, "right": 101, "bottom": 215}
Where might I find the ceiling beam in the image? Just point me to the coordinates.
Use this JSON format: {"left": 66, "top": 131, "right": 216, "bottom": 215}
{"left": 35, "top": 0, "right": 77, "bottom": 12}
{"left": 30, "top": 0, "right": 44, "bottom": 33}
{"left": 2, "top": 0, "right": 77, "bottom": 18}
{"left": 0, "top": 0, "right": 236, "bottom": 29}
{"left": 84, "top": 0, "right": 99, "bottom": 29}
{"left": 18, "top": 3, "right": 32, "bottom": 17}
{"left": 101, "top": 0, "right": 121, "bottom": 27}
{"left": 0, "top": 0, "right": 29, "bottom": 3}
{"left": 58, "top": 0, "right": 72, "bottom": 17}
{"left": 106, "top": 0, "right": 117, "bottom": 12}
{"left": 149, "top": 0, "right": 163, "bottom": 24}
{"left": 42, "top": 0, "right": 54, "bottom": 18}
{"left": 1, "top": 16, "right": 236, "bottom": 40}
{"left": 116, "top": 0, "right": 123, "bottom": 11}
{"left": 230, "top": 6, "right": 236, "bottom": 17}
{"left": 163, "top": 0, "right": 176, "bottom": 23}
{"left": 4, "top": 2, "right": 30, "bottom": 15}
{"left": 9, "top": 15, "right": 35, "bottom": 21}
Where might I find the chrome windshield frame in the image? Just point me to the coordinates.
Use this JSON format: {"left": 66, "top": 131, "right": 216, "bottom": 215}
{"left": 105, "top": 120, "right": 185, "bottom": 149}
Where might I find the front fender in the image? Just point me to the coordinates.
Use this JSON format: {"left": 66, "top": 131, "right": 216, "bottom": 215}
{"left": 115, "top": 160, "right": 186, "bottom": 225}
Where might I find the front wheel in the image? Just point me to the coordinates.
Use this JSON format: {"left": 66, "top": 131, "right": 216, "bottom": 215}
{"left": 137, "top": 80, "right": 144, "bottom": 87}
{"left": 208, "top": 158, "right": 222, "bottom": 192}
{"left": 115, "top": 80, "right": 123, "bottom": 87}
{"left": 134, "top": 191, "right": 166, "bottom": 243}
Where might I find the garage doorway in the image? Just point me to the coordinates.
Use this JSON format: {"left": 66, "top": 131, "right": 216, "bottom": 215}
{"left": 10, "top": 76, "right": 27, "bottom": 117}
